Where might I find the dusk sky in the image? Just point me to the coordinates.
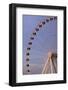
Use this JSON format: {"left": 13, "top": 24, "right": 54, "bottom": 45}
{"left": 23, "top": 15, "right": 57, "bottom": 75}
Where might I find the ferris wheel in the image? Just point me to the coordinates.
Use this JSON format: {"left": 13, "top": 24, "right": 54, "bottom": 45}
{"left": 23, "top": 15, "right": 57, "bottom": 75}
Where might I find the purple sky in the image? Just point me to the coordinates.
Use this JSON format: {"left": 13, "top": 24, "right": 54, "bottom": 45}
{"left": 23, "top": 15, "right": 57, "bottom": 75}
